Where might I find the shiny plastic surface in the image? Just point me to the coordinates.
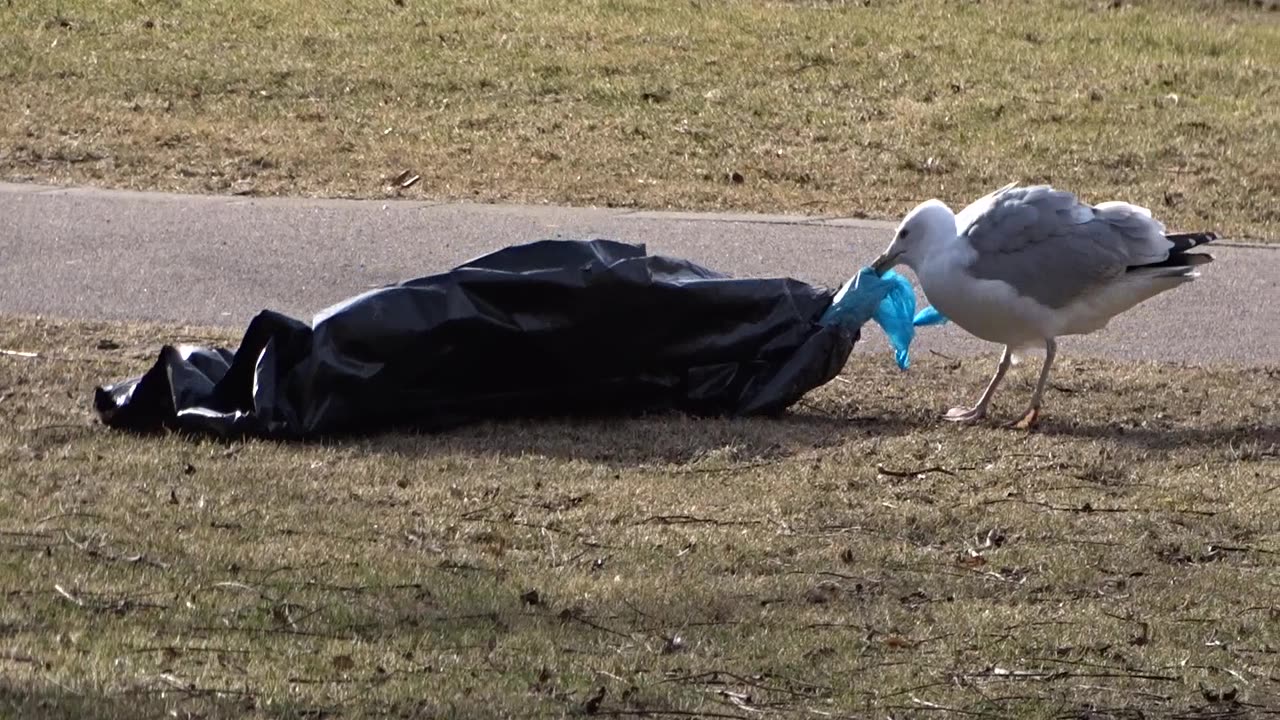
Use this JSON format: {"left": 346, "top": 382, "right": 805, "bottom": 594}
{"left": 95, "top": 239, "right": 863, "bottom": 439}
{"left": 913, "top": 305, "right": 950, "bottom": 327}
{"left": 820, "top": 267, "right": 919, "bottom": 369}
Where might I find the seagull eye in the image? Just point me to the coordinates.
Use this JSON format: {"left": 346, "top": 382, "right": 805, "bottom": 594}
{"left": 899, "top": 229, "right": 910, "bottom": 240}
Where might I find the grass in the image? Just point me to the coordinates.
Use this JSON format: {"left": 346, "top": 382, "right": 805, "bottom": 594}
{"left": 3, "top": 1, "right": 1280, "bottom": 716}
{"left": 1, "top": 0, "right": 1279, "bottom": 239}
{"left": 3, "top": 314, "right": 1280, "bottom": 718}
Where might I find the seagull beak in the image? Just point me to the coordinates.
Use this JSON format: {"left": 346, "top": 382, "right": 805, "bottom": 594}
{"left": 871, "top": 251, "right": 899, "bottom": 276}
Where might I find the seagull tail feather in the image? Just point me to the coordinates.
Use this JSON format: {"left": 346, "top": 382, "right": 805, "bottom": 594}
{"left": 1126, "top": 231, "right": 1217, "bottom": 275}
{"left": 1164, "top": 231, "right": 1218, "bottom": 252}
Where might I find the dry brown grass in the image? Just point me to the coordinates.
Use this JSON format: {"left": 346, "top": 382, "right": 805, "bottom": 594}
{"left": 2, "top": 0, "right": 1279, "bottom": 239}
{"left": 3, "top": 315, "right": 1279, "bottom": 719}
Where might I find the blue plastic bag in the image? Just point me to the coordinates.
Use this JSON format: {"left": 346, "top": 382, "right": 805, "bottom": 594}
{"left": 818, "top": 269, "right": 952, "bottom": 370}
{"left": 913, "top": 305, "right": 949, "bottom": 327}
{"left": 819, "top": 267, "right": 917, "bottom": 369}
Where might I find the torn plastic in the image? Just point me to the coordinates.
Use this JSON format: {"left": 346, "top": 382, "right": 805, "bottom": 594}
{"left": 914, "top": 305, "right": 949, "bottom": 327}
{"left": 820, "top": 267, "right": 919, "bottom": 369}
{"left": 95, "top": 239, "right": 895, "bottom": 440}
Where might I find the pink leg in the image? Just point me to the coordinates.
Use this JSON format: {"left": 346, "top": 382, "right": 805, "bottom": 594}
{"left": 944, "top": 346, "right": 1013, "bottom": 424}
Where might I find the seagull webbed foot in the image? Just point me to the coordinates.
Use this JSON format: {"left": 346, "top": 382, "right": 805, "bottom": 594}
{"left": 943, "top": 406, "right": 988, "bottom": 424}
{"left": 1006, "top": 406, "right": 1041, "bottom": 430}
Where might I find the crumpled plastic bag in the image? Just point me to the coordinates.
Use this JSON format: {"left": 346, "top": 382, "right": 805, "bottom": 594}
{"left": 913, "top": 305, "right": 949, "bottom": 327}
{"left": 818, "top": 269, "right": 951, "bottom": 370}
{"left": 94, "top": 239, "right": 863, "bottom": 439}
{"left": 819, "top": 267, "right": 917, "bottom": 369}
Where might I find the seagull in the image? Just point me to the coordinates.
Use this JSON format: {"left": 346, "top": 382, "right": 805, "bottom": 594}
{"left": 871, "top": 183, "right": 1216, "bottom": 429}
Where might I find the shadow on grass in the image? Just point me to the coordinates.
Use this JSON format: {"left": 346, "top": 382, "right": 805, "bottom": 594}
{"left": 1035, "top": 420, "right": 1280, "bottom": 452}
{"left": 346, "top": 406, "right": 929, "bottom": 466}
{"left": 0, "top": 678, "right": 256, "bottom": 720}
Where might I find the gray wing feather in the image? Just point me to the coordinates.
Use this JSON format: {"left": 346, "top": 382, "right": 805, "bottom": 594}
{"left": 953, "top": 182, "right": 1017, "bottom": 233}
{"left": 960, "top": 185, "right": 1169, "bottom": 309}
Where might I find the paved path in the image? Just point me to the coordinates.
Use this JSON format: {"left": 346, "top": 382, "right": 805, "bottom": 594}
{"left": 1, "top": 181, "right": 1276, "bottom": 365}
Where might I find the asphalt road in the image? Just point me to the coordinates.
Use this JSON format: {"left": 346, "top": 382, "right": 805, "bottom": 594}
{"left": 2, "top": 181, "right": 1276, "bottom": 366}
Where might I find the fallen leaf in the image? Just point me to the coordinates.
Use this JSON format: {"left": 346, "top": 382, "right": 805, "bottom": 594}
{"left": 883, "top": 635, "right": 914, "bottom": 649}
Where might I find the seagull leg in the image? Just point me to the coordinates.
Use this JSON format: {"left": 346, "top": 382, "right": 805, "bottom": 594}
{"left": 1008, "top": 338, "right": 1057, "bottom": 430}
{"left": 944, "top": 345, "right": 1013, "bottom": 423}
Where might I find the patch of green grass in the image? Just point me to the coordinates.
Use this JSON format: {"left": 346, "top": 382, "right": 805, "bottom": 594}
{"left": 3, "top": 315, "right": 1279, "bottom": 718}
{"left": 2, "top": 1, "right": 1278, "bottom": 238}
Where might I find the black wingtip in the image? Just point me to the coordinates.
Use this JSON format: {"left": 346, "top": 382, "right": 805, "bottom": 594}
{"left": 1127, "top": 248, "right": 1215, "bottom": 274}
{"left": 1165, "top": 231, "right": 1218, "bottom": 251}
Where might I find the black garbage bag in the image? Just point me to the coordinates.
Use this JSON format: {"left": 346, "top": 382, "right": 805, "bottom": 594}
{"left": 94, "top": 239, "right": 859, "bottom": 439}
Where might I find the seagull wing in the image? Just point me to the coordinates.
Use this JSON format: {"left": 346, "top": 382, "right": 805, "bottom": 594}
{"left": 956, "top": 185, "right": 1180, "bottom": 309}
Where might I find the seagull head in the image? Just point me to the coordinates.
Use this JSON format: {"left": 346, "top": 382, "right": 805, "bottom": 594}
{"left": 872, "top": 199, "right": 956, "bottom": 275}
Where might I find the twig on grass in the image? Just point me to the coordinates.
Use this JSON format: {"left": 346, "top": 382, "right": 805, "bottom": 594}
{"left": 660, "top": 669, "right": 832, "bottom": 699}
{"left": 463, "top": 514, "right": 583, "bottom": 538}
{"left": 876, "top": 464, "right": 963, "bottom": 478}
{"left": 300, "top": 580, "right": 425, "bottom": 594}
{"left": 782, "top": 570, "right": 874, "bottom": 582}
{"left": 978, "top": 496, "right": 1216, "bottom": 517}
{"left": 148, "top": 673, "right": 257, "bottom": 699}
{"left": 900, "top": 697, "right": 1000, "bottom": 717}
{"left": 0, "top": 530, "right": 53, "bottom": 539}
{"left": 596, "top": 710, "right": 749, "bottom": 719}
{"left": 1072, "top": 684, "right": 1173, "bottom": 701}
{"left": 189, "top": 624, "right": 358, "bottom": 641}
{"left": 286, "top": 676, "right": 362, "bottom": 685}
{"left": 62, "top": 529, "right": 169, "bottom": 569}
{"left": 1056, "top": 537, "right": 1124, "bottom": 547}
{"left": 558, "top": 609, "right": 633, "bottom": 639}
{"left": 129, "top": 645, "right": 252, "bottom": 656}
{"left": 982, "top": 659, "right": 1181, "bottom": 684}
{"left": 30, "top": 423, "right": 92, "bottom": 433}
{"left": 1, "top": 349, "right": 106, "bottom": 364}
{"left": 0, "top": 649, "right": 46, "bottom": 667}
{"left": 54, "top": 584, "right": 83, "bottom": 606}
{"left": 1213, "top": 544, "right": 1279, "bottom": 557}
{"left": 636, "top": 515, "right": 761, "bottom": 527}
{"left": 54, "top": 583, "right": 169, "bottom": 612}
{"left": 929, "top": 349, "right": 960, "bottom": 364}
{"left": 671, "top": 459, "right": 783, "bottom": 475}
{"left": 438, "top": 559, "right": 502, "bottom": 575}
{"left": 874, "top": 680, "right": 957, "bottom": 702}
{"left": 36, "top": 511, "right": 106, "bottom": 525}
